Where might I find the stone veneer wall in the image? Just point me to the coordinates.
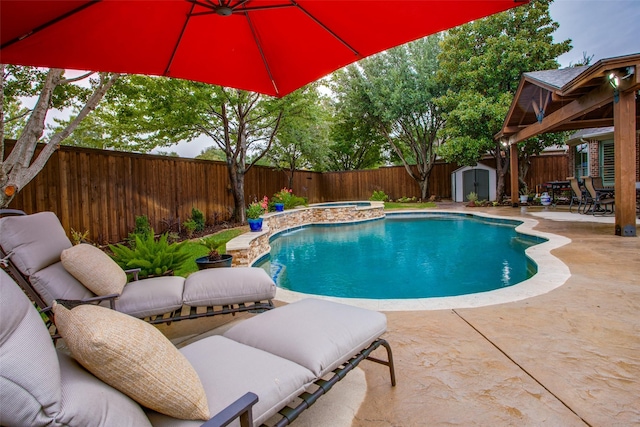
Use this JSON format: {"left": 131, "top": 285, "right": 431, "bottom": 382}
{"left": 226, "top": 203, "right": 385, "bottom": 267}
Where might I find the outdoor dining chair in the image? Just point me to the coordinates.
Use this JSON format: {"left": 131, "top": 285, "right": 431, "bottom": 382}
{"left": 582, "top": 176, "right": 615, "bottom": 215}
{"left": 567, "top": 177, "right": 588, "bottom": 213}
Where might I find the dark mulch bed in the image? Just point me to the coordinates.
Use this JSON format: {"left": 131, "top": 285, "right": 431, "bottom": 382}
{"left": 177, "top": 222, "right": 245, "bottom": 241}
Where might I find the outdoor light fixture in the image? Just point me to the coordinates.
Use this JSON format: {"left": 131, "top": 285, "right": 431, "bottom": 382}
{"left": 608, "top": 72, "right": 620, "bottom": 103}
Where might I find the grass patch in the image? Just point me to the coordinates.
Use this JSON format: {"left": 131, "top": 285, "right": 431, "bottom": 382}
{"left": 174, "top": 227, "right": 246, "bottom": 277}
{"left": 384, "top": 201, "right": 437, "bottom": 209}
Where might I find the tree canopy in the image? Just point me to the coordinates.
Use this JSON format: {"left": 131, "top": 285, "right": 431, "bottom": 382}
{"left": 437, "top": 0, "right": 571, "bottom": 199}
{"left": 330, "top": 35, "right": 445, "bottom": 199}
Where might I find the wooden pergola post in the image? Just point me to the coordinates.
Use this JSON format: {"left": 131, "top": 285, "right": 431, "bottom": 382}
{"left": 613, "top": 88, "right": 637, "bottom": 236}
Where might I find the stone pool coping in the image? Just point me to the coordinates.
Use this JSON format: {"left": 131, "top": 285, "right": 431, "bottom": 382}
{"left": 228, "top": 207, "right": 571, "bottom": 311}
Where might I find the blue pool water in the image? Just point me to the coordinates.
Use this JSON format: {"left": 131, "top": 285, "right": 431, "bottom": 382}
{"left": 256, "top": 214, "right": 542, "bottom": 299}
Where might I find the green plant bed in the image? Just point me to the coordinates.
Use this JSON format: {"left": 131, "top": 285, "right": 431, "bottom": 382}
{"left": 175, "top": 228, "right": 246, "bottom": 277}
{"left": 384, "top": 202, "right": 437, "bottom": 209}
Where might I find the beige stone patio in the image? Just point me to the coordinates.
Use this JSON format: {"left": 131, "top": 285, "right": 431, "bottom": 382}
{"left": 157, "top": 205, "right": 640, "bottom": 427}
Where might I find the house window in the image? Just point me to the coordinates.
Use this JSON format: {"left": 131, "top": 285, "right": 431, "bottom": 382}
{"left": 574, "top": 143, "right": 589, "bottom": 179}
{"left": 600, "top": 140, "right": 614, "bottom": 186}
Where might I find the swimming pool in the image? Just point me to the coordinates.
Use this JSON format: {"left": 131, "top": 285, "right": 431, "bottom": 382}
{"left": 256, "top": 213, "right": 544, "bottom": 299}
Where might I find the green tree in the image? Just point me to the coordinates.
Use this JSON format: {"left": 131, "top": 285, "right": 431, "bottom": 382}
{"left": 196, "top": 146, "right": 227, "bottom": 162}
{"left": 436, "top": 0, "right": 571, "bottom": 200}
{"left": 78, "top": 75, "right": 283, "bottom": 222}
{"left": 266, "top": 84, "right": 330, "bottom": 186}
{"left": 1, "top": 65, "right": 118, "bottom": 207}
{"left": 330, "top": 36, "right": 445, "bottom": 199}
{"left": 328, "top": 69, "right": 386, "bottom": 171}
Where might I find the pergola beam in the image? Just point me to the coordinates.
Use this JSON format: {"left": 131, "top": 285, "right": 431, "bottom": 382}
{"left": 508, "top": 81, "right": 615, "bottom": 145}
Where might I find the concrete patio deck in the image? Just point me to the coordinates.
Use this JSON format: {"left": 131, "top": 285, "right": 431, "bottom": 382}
{"left": 158, "top": 205, "right": 640, "bottom": 426}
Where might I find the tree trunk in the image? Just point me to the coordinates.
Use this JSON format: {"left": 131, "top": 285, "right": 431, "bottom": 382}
{"left": 1, "top": 70, "right": 118, "bottom": 208}
{"left": 494, "top": 143, "right": 510, "bottom": 201}
{"left": 419, "top": 178, "right": 429, "bottom": 201}
{"left": 227, "top": 161, "right": 246, "bottom": 223}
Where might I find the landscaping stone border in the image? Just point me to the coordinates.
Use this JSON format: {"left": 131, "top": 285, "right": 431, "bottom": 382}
{"left": 226, "top": 202, "right": 385, "bottom": 267}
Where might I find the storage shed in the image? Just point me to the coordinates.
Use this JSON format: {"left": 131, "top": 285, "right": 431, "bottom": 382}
{"left": 451, "top": 164, "right": 497, "bottom": 202}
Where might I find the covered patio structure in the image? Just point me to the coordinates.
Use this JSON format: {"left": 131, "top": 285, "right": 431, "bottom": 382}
{"left": 497, "top": 53, "right": 640, "bottom": 236}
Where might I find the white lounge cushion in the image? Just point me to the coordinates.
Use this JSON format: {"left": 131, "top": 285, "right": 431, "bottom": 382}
{"left": 183, "top": 267, "right": 276, "bottom": 306}
{"left": 147, "top": 335, "right": 315, "bottom": 427}
{"left": 57, "top": 352, "right": 152, "bottom": 427}
{"left": 0, "top": 211, "right": 72, "bottom": 275}
{"left": 0, "top": 270, "right": 62, "bottom": 426}
{"left": 31, "top": 261, "right": 94, "bottom": 306}
{"left": 61, "top": 243, "right": 127, "bottom": 296}
{"left": 0, "top": 269, "right": 151, "bottom": 427}
{"left": 53, "top": 303, "right": 210, "bottom": 421}
{"left": 224, "top": 298, "right": 387, "bottom": 377}
{"left": 116, "top": 276, "right": 185, "bottom": 318}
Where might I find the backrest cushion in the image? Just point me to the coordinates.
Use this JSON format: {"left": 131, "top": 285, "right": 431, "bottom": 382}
{"left": 0, "top": 211, "right": 72, "bottom": 275}
{"left": 0, "top": 269, "right": 62, "bottom": 426}
{"left": 0, "top": 270, "right": 153, "bottom": 426}
{"left": 53, "top": 303, "right": 211, "bottom": 421}
{"left": 31, "top": 262, "right": 95, "bottom": 306}
{"left": 61, "top": 243, "right": 127, "bottom": 296}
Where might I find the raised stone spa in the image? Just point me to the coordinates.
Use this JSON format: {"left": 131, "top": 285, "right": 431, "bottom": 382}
{"left": 226, "top": 202, "right": 385, "bottom": 267}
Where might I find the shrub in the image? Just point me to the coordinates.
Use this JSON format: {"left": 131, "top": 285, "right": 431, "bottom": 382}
{"left": 182, "top": 219, "right": 198, "bottom": 238}
{"left": 370, "top": 190, "right": 389, "bottom": 202}
{"left": 128, "top": 215, "right": 152, "bottom": 246}
{"left": 191, "top": 207, "right": 205, "bottom": 232}
{"left": 70, "top": 228, "right": 90, "bottom": 245}
{"left": 466, "top": 192, "right": 478, "bottom": 203}
{"left": 109, "top": 231, "right": 191, "bottom": 279}
{"left": 272, "top": 188, "right": 306, "bottom": 210}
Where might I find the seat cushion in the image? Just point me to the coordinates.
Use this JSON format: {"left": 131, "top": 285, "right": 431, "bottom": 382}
{"left": 116, "top": 276, "right": 185, "bottom": 318}
{"left": 52, "top": 303, "right": 210, "bottom": 421}
{"left": 61, "top": 243, "right": 127, "bottom": 296}
{"left": 224, "top": 298, "right": 387, "bottom": 377}
{"left": 183, "top": 267, "right": 276, "bottom": 307}
{"left": 0, "top": 270, "right": 62, "bottom": 426}
{"left": 57, "top": 352, "right": 152, "bottom": 427}
{"left": 0, "top": 211, "right": 72, "bottom": 276}
{"left": 146, "top": 335, "right": 315, "bottom": 427}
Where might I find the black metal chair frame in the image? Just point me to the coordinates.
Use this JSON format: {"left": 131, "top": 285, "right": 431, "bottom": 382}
{"left": 0, "top": 209, "right": 274, "bottom": 328}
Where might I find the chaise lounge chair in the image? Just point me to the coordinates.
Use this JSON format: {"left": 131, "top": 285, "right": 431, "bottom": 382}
{"left": 0, "top": 210, "right": 276, "bottom": 326}
{"left": 0, "top": 269, "right": 396, "bottom": 426}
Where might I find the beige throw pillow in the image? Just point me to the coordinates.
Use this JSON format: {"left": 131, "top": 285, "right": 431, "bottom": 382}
{"left": 53, "top": 303, "right": 210, "bottom": 421}
{"left": 61, "top": 243, "right": 127, "bottom": 296}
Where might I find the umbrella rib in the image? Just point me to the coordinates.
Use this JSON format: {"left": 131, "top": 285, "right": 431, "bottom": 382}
{"left": 245, "top": 13, "right": 279, "bottom": 96}
{"left": 1, "top": 0, "right": 102, "bottom": 50}
{"left": 165, "top": 2, "right": 196, "bottom": 76}
{"left": 291, "top": 0, "right": 360, "bottom": 57}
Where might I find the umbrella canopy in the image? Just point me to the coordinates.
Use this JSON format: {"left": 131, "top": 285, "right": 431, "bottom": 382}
{"left": 0, "top": 0, "right": 528, "bottom": 97}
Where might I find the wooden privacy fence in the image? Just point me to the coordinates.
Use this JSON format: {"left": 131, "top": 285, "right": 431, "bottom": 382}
{"left": 6, "top": 143, "right": 567, "bottom": 243}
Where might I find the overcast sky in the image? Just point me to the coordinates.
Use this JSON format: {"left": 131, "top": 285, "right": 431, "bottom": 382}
{"left": 551, "top": 0, "right": 640, "bottom": 67}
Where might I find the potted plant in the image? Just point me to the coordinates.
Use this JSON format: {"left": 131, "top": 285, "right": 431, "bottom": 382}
{"left": 247, "top": 197, "right": 268, "bottom": 231}
{"left": 466, "top": 191, "right": 478, "bottom": 207}
{"left": 272, "top": 187, "right": 293, "bottom": 212}
{"left": 195, "top": 238, "right": 233, "bottom": 270}
{"left": 519, "top": 185, "right": 529, "bottom": 204}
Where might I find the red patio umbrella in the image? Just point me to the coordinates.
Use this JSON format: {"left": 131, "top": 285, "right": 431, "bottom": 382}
{"left": 0, "top": 0, "right": 528, "bottom": 97}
